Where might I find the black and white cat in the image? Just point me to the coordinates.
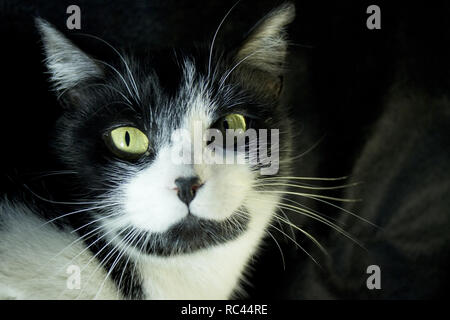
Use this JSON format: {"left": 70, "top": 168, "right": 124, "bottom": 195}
{"left": 0, "top": 3, "right": 296, "bottom": 299}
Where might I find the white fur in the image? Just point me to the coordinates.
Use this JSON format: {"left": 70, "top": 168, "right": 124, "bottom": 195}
{"left": 0, "top": 199, "right": 118, "bottom": 299}
{"left": 122, "top": 146, "right": 191, "bottom": 232}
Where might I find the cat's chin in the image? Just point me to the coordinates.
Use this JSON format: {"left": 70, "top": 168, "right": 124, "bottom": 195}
{"left": 120, "top": 208, "right": 250, "bottom": 256}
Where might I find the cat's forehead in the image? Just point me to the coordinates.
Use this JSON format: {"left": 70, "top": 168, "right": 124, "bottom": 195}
{"left": 153, "top": 59, "right": 216, "bottom": 143}
{"left": 84, "top": 57, "right": 219, "bottom": 148}
{"left": 148, "top": 58, "right": 215, "bottom": 116}
{"left": 105, "top": 55, "right": 235, "bottom": 121}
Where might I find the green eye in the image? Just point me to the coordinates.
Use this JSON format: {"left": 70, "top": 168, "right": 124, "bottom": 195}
{"left": 223, "top": 114, "right": 247, "bottom": 131}
{"left": 105, "top": 126, "right": 149, "bottom": 160}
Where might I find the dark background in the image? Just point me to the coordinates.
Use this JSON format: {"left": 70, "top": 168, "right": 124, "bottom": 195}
{"left": 0, "top": 0, "right": 449, "bottom": 299}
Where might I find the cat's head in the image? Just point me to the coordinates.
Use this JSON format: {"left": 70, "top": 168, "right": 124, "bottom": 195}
{"left": 36, "top": 3, "right": 295, "bottom": 255}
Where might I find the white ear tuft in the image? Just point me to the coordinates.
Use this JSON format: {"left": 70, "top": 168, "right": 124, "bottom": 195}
{"left": 36, "top": 18, "right": 103, "bottom": 92}
{"left": 236, "top": 2, "right": 295, "bottom": 75}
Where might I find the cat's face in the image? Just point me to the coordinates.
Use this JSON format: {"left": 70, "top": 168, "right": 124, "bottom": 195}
{"left": 37, "top": 3, "right": 295, "bottom": 256}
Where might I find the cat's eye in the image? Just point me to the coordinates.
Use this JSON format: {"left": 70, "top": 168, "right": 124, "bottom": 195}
{"left": 209, "top": 113, "right": 248, "bottom": 149}
{"left": 211, "top": 113, "right": 247, "bottom": 134}
{"left": 104, "top": 126, "right": 149, "bottom": 160}
{"left": 222, "top": 114, "right": 247, "bottom": 131}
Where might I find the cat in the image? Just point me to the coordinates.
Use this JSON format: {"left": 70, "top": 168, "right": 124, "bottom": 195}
{"left": 0, "top": 3, "right": 296, "bottom": 299}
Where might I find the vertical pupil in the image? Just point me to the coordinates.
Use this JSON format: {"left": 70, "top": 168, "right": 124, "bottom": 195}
{"left": 125, "top": 131, "right": 131, "bottom": 146}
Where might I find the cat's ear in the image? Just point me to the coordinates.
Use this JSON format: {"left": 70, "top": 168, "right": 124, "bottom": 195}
{"left": 234, "top": 3, "right": 295, "bottom": 96}
{"left": 36, "top": 18, "right": 103, "bottom": 93}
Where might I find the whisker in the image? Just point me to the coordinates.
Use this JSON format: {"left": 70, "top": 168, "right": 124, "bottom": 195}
{"left": 258, "top": 176, "right": 350, "bottom": 181}
{"left": 51, "top": 214, "right": 119, "bottom": 262}
{"left": 273, "top": 212, "right": 328, "bottom": 256}
{"left": 256, "top": 190, "right": 362, "bottom": 203}
{"left": 254, "top": 181, "right": 361, "bottom": 191}
{"left": 93, "top": 59, "right": 135, "bottom": 100}
{"left": 39, "top": 203, "right": 118, "bottom": 228}
{"left": 276, "top": 203, "right": 365, "bottom": 249}
{"left": 247, "top": 195, "right": 365, "bottom": 249}
{"left": 72, "top": 226, "right": 132, "bottom": 299}
{"left": 29, "top": 170, "right": 78, "bottom": 180}
{"left": 80, "top": 83, "right": 133, "bottom": 106}
{"left": 207, "top": 0, "right": 241, "bottom": 79}
{"left": 257, "top": 184, "right": 375, "bottom": 227}
{"left": 122, "top": 229, "right": 150, "bottom": 299}
{"left": 51, "top": 218, "right": 125, "bottom": 278}
{"left": 268, "top": 223, "right": 322, "bottom": 268}
{"left": 55, "top": 223, "right": 125, "bottom": 299}
{"left": 219, "top": 49, "right": 262, "bottom": 87}
{"left": 71, "top": 212, "right": 121, "bottom": 234}
{"left": 307, "top": 195, "right": 379, "bottom": 229}
{"left": 74, "top": 33, "right": 141, "bottom": 101}
{"left": 24, "top": 184, "right": 112, "bottom": 206}
{"left": 94, "top": 229, "right": 139, "bottom": 299}
{"left": 116, "top": 230, "right": 146, "bottom": 297}
{"left": 288, "top": 133, "right": 326, "bottom": 161}
{"left": 253, "top": 181, "right": 374, "bottom": 227}
{"left": 266, "top": 230, "right": 286, "bottom": 270}
{"left": 281, "top": 197, "right": 345, "bottom": 228}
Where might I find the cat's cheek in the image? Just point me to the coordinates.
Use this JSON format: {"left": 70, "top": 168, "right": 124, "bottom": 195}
{"left": 122, "top": 181, "right": 188, "bottom": 233}
{"left": 189, "top": 187, "right": 247, "bottom": 221}
{"left": 189, "top": 166, "right": 253, "bottom": 221}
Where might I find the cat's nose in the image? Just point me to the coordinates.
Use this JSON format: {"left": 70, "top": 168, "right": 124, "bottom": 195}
{"left": 174, "top": 176, "right": 202, "bottom": 206}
